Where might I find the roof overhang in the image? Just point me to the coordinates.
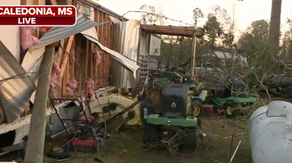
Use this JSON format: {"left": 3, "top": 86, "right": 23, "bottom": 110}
{"left": 140, "top": 24, "right": 197, "bottom": 37}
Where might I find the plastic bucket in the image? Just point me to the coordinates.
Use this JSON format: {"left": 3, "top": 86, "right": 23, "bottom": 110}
{"left": 204, "top": 105, "right": 213, "bottom": 115}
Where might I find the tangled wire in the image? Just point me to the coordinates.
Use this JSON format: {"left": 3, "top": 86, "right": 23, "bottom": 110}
{"left": 143, "top": 128, "right": 200, "bottom": 156}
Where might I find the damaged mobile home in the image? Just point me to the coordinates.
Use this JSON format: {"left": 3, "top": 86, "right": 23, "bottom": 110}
{"left": 0, "top": 0, "right": 142, "bottom": 156}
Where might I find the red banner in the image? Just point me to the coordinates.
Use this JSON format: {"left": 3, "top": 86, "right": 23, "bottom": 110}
{"left": 0, "top": 5, "right": 77, "bottom": 26}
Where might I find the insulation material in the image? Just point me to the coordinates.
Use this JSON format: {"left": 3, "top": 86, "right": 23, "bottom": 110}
{"left": 66, "top": 78, "right": 79, "bottom": 95}
{"left": 20, "top": 27, "right": 41, "bottom": 50}
{"left": 85, "top": 79, "right": 95, "bottom": 97}
{"left": 93, "top": 50, "right": 102, "bottom": 65}
{"left": 50, "top": 61, "right": 62, "bottom": 99}
{"left": 51, "top": 61, "right": 62, "bottom": 88}
{"left": 69, "top": 51, "right": 76, "bottom": 64}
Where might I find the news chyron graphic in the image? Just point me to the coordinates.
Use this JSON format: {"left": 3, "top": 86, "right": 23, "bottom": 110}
{"left": 0, "top": 5, "right": 77, "bottom": 26}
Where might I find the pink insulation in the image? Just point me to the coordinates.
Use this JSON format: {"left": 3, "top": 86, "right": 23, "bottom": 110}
{"left": 20, "top": 27, "right": 41, "bottom": 50}
{"left": 49, "top": 62, "right": 62, "bottom": 99}
{"left": 85, "top": 79, "right": 95, "bottom": 97}
{"left": 66, "top": 78, "right": 79, "bottom": 95}
{"left": 93, "top": 51, "right": 102, "bottom": 65}
{"left": 50, "top": 61, "right": 62, "bottom": 88}
{"left": 69, "top": 51, "right": 76, "bottom": 64}
{"left": 107, "top": 15, "right": 113, "bottom": 25}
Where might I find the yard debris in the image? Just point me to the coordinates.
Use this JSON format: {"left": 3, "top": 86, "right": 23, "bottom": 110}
{"left": 222, "top": 132, "right": 243, "bottom": 139}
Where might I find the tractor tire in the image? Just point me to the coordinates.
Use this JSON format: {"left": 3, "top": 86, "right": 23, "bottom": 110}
{"left": 180, "top": 132, "right": 197, "bottom": 153}
{"left": 46, "top": 148, "right": 71, "bottom": 159}
{"left": 142, "top": 124, "right": 160, "bottom": 149}
{"left": 225, "top": 104, "right": 241, "bottom": 118}
{"left": 192, "top": 100, "right": 205, "bottom": 117}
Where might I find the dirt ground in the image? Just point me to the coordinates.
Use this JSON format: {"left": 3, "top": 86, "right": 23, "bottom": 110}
{"left": 68, "top": 115, "right": 252, "bottom": 163}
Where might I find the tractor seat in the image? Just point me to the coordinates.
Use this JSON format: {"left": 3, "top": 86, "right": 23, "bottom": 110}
{"left": 194, "top": 82, "right": 204, "bottom": 95}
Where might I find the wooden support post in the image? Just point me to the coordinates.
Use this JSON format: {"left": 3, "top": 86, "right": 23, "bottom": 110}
{"left": 60, "top": 36, "right": 74, "bottom": 95}
{"left": 24, "top": 46, "right": 55, "bottom": 163}
{"left": 190, "top": 34, "right": 197, "bottom": 80}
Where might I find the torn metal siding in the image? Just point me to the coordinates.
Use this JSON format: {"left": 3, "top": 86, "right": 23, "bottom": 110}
{"left": 0, "top": 41, "right": 36, "bottom": 123}
{"left": 21, "top": 13, "right": 105, "bottom": 82}
{"left": 81, "top": 32, "right": 140, "bottom": 77}
{"left": 111, "top": 20, "right": 140, "bottom": 88}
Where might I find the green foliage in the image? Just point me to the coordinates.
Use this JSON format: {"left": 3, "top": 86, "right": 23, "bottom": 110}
{"left": 138, "top": 4, "right": 287, "bottom": 86}
{"left": 237, "top": 20, "right": 281, "bottom": 84}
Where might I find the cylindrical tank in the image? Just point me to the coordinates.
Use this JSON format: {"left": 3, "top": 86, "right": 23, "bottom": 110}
{"left": 248, "top": 101, "right": 292, "bottom": 163}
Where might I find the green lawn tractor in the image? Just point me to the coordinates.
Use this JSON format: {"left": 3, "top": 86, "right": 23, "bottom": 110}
{"left": 140, "top": 83, "right": 210, "bottom": 153}
{"left": 205, "top": 75, "right": 257, "bottom": 118}
{"left": 144, "top": 72, "right": 207, "bottom": 117}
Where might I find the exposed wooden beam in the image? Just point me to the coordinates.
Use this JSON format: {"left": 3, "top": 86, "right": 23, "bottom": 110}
{"left": 60, "top": 36, "right": 74, "bottom": 95}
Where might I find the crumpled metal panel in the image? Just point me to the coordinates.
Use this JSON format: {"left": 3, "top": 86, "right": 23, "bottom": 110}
{"left": 82, "top": 33, "right": 140, "bottom": 78}
{"left": 248, "top": 101, "right": 292, "bottom": 163}
{"left": 0, "top": 41, "right": 36, "bottom": 124}
{"left": 111, "top": 20, "right": 141, "bottom": 88}
{"left": 21, "top": 12, "right": 106, "bottom": 81}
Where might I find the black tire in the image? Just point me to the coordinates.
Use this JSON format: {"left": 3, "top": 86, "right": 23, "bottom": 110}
{"left": 180, "top": 132, "right": 197, "bottom": 153}
{"left": 192, "top": 100, "right": 205, "bottom": 117}
{"left": 46, "top": 148, "right": 71, "bottom": 159}
{"left": 225, "top": 106, "right": 241, "bottom": 118}
{"left": 143, "top": 124, "right": 160, "bottom": 145}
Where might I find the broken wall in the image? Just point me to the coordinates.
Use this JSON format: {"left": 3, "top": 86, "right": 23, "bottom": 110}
{"left": 0, "top": 0, "right": 21, "bottom": 61}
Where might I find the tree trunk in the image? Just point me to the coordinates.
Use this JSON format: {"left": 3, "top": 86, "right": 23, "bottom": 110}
{"left": 269, "top": 0, "right": 282, "bottom": 46}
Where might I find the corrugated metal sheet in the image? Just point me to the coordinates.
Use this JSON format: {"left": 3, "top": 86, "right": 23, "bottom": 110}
{"left": 0, "top": 41, "right": 36, "bottom": 123}
{"left": 111, "top": 20, "right": 141, "bottom": 88}
{"left": 21, "top": 12, "right": 106, "bottom": 81}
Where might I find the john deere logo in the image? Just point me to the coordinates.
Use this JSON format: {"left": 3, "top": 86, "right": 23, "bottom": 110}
{"left": 171, "top": 102, "right": 176, "bottom": 108}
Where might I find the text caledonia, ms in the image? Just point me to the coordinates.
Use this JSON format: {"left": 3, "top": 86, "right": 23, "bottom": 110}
{"left": 0, "top": 7, "right": 73, "bottom": 16}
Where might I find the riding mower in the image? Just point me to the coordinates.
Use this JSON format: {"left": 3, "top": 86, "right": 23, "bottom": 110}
{"left": 205, "top": 75, "right": 257, "bottom": 118}
{"left": 140, "top": 83, "right": 211, "bottom": 153}
{"left": 144, "top": 71, "right": 207, "bottom": 117}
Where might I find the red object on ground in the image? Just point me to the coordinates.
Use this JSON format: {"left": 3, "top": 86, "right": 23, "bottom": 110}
{"left": 204, "top": 105, "right": 213, "bottom": 115}
{"left": 76, "top": 116, "right": 94, "bottom": 124}
{"left": 71, "top": 138, "right": 95, "bottom": 146}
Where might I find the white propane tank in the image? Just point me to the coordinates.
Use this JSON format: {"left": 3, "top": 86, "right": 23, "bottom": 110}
{"left": 248, "top": 101, "right": 292, "bottom": 163}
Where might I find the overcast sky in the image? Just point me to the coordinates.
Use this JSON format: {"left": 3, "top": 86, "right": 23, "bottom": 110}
{"left": 97, "top": 0, "right": 292, "bottom": 33}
